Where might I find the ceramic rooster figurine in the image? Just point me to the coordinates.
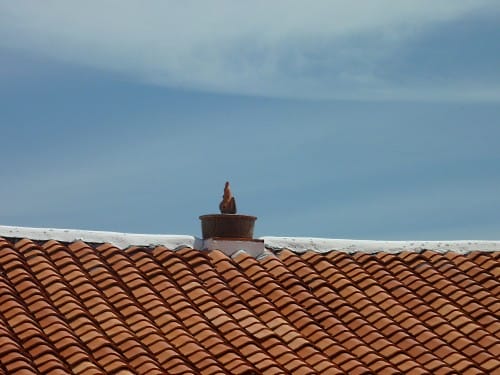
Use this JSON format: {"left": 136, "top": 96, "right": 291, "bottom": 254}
{"left": 219, "top": 181, "right": 237, "bottom": 214}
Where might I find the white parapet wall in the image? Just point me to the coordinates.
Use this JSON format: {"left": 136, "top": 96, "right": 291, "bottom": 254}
{"left": 0, "top": 225, "right": 198, "bottom": 250}
{"left": 261, "top": 236, "right": 500, "bottom": 254}
{"left": 1, "top": 225, "right": 500, "bottom": 255}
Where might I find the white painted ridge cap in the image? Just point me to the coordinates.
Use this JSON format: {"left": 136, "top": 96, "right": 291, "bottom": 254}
{"left": 261, "top": 236, "right": 500, "bottom": 254}
{"left": 0, "top": 225, "right": 198, "bottom": 250}
{"left": 1, "top": 225, "right": 499, "bottom": 254}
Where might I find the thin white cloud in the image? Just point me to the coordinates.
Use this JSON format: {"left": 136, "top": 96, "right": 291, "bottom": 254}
{"left": 0, "top": 0, "right": 498, "bottom": 100}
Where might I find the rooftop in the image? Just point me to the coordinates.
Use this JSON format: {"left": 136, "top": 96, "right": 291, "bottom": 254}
{"left": 1, "top": 224, "right": 499, "bottom": 374}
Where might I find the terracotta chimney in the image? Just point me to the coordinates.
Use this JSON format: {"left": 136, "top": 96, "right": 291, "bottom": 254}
{"left": 199, "top": 182, "right": 264, "bottom": 257}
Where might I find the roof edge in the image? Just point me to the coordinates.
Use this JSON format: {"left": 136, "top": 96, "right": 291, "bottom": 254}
{"left": 0, "top": 225, "right": 198, "bottom": 249}
{"left": 262, "top": 236, "right": 500, "bottom": 254}
{"left": 1, "top": 225, "right": 499, "bottom": 254}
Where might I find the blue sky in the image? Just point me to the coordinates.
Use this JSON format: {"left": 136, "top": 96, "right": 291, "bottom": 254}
{"left": 0, "top": 1, "right": 499, "bottom": 240}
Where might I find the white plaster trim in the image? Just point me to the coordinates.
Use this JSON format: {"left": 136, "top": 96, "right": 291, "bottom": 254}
{"left": 261, "top": 236, "right": 500, "bottom": 254}
{"left": 202, "top": 238, "right": 266, "bottom": 258}
{"left": 1, "top": 225, "right": 499, "bottom": 254}
{"left": 0, "top": 225, "right": 197, "bottom": 249}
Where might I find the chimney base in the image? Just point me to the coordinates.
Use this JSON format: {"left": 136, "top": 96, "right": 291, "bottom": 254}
{"left": 201, "top": 237, "right": 265, "bottom": 258}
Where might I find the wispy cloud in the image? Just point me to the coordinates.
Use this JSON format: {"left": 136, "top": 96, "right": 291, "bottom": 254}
{"left": 1, "top": 1, "right": 499, "bottom": 100}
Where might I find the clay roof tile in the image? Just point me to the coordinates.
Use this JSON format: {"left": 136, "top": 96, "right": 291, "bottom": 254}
{"left": 0, "top": 234, "right": 499, "bottom": 373}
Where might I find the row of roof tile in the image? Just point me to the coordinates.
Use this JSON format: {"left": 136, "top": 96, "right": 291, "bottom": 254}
{"left": 0, "top": 236, "right": 499, "bottom": 374}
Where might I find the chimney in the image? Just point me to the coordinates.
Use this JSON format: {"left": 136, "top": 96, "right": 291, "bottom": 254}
{"left": 199, "top": 182, "right": 265, "bottom": 257}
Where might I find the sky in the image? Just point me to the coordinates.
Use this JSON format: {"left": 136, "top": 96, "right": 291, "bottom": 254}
{"left": 0, "top": 1, "right": 499, "bottom": 240}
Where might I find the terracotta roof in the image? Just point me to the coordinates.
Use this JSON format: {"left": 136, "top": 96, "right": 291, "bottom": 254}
{"left": 1, "top": 235, "right": 500, "bottom": 374}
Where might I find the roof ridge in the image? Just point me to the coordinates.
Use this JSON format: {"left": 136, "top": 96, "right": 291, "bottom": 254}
{"left": 1, "top": 225, "right": 499, "bottom": 253}
{"left": 0, "top": 225, "right": 198, "bottom": 249}
{"left": 262, "top": 236, "right": 500, "bottom": 254}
